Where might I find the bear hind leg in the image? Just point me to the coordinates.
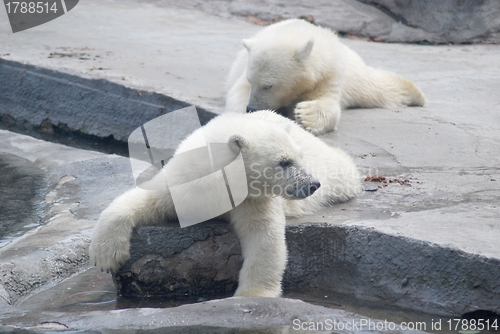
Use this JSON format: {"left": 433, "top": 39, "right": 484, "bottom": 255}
{"left": 370, "top": 69, "right": 426, "bottom": 109}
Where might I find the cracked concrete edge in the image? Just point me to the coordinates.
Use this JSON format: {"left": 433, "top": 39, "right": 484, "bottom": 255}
{"left": 0, "top": 58, "right": 217, "bottom": 144}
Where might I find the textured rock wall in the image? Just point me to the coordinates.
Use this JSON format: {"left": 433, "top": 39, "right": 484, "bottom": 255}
{"left": 114, "top": 222, "right": 242, "bottom": 298}
{"left": 362, "top": 0, "right": 500, "bottom": 43}
{"left": 114, "top": 222, "right": 500, "bottom": 316}
{"left": 148, "top": 0, "right": 500, "bottom": 44}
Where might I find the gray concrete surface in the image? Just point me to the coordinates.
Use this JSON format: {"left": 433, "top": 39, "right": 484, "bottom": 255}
{"left": 0, "top": 0, "right": 500, "bottom": 331}
{"left": 0, "top": 0, "right": 253, "bottom": 116}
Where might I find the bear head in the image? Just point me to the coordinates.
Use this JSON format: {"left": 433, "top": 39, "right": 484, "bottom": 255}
{"left": 228, "top": 118, "right": 320, "bottom": 200}
{"left": 243, "top": 38, "right": 315, "bottom": 113}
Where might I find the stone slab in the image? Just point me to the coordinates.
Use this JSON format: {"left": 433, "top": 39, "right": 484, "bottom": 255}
{"left": 2, "top": 296, "right": 428, "bottom": 333}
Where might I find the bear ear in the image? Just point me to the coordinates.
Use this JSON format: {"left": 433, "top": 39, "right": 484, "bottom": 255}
{"left": 295, "top": 39, "right": 314, "bottom": 62}
{"left": 242, "top": 39, "right": 253, "bottom": 52}
{"left": 228, "top": 134, "right": 248, "bottom": 155}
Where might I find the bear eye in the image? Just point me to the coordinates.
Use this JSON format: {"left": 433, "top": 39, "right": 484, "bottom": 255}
{"left": 263, "top": 84, "right": 273, "bottom": 90}
{"left": 279, "top": 159, "right": 293, "bottom": 167}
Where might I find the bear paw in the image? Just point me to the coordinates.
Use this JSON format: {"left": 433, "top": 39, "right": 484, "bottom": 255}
{"left": 89, "top": 237, "right": 131, "bottom": 274}
{"left": 294, "top": 100, "right": 341, "bottom": 135}
{"left": 294, "top": 100, "right": 326, "bottom": 135}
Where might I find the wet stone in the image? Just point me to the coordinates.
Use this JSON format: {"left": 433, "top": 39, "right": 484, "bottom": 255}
{"left": 113, "top": 221, "right": 243, "bottom": 298}
{"left": 0, "top": 153, "right": 46, "bottom": 245}
{"left": 114, "top": 222, "right": 350, "bottom": 300}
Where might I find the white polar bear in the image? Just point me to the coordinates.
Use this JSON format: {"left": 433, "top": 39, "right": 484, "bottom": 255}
{"left": 89, "top": 110, "right": 361, "bottom": 297}
{"left": 226, "top": 19, "right": 426, "bottom": 135}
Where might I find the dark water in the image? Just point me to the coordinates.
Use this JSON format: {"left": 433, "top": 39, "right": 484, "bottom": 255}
{"left": 0, "top": 153, "right": 46, "bottom": 247}
{"left": 18, "top": 266, "right": 222, "bottom": 313}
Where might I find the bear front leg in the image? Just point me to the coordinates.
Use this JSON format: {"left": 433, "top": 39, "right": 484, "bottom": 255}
{"left": 225, "top": 75, "right": 251, "bottom": 113}
{"left": 89, "top": 180, "right": 176, "bottom": 273}
{"left": 89, "top": 192, "right": 137, "bottom": 273}
{"left": 294, "top": 97, "right": 342, "bottom": 135}
{"left": 230, "top": 199, "right": 287, "bottom": 297}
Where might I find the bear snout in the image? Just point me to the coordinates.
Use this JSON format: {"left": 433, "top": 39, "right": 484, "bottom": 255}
{"left": 309, "top": 179, "right": 321, "bottom": 195}
{"left": 287, "top": 177, "right": 321, "bottom": 199}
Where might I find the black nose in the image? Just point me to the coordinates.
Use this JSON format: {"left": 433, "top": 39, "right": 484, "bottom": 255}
{"left": 309, "top": 180, "right": 321, "bottom": 195}
{"left": 246, "top": 106, "right": 257, "bottom": 113}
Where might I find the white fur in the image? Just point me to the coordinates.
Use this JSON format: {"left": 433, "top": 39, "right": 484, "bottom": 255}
{"left": 89, "top": 110, "right": 361, "bottom": 297}
{"left": 225, "top": 19, "right": 426, "bottom": 135}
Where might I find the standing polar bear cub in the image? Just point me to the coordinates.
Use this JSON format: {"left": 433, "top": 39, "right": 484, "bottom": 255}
{"left": 226, "top": 19, "right": 426, "bottom": 135}
{"left": 90, "top": 110, "right": 361, "bottom": 298}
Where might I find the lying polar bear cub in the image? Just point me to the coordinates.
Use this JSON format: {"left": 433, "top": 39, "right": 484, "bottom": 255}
{"left": 226, "top": 19, "right": 426, "bottom": 135}
{"left": 90, "top": 110, "right": 361, "bottom": 297}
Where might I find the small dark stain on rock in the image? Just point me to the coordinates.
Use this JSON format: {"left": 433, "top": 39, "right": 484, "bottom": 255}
{"left": 364, "top": 175, "right": 387, "bottom": 182}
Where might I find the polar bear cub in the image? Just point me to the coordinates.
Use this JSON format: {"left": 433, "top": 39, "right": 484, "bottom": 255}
{"left": 89, "top": 110, "right": 361, "bottom": 297}
{"left": 226, "top": 19, "right": 426, "bottom": 135}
